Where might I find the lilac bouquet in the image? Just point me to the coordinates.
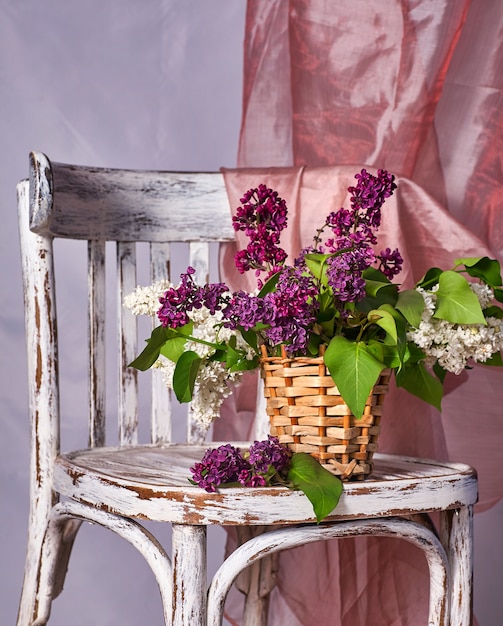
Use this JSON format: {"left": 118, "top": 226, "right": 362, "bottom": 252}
{"left": 129, "top": 168, "right": 503, "bottom": 420}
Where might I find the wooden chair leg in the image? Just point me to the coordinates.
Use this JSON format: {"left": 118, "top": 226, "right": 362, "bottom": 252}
{"left": 447, "top": 506, "right": 474, "bottom": 626}
{"left": 172, "top": 524, "right": 207, "bottom": 626}
{"left": 17, "top": 529, "right": 49, "bottom": 626}
{"left": 17, "top": 505, "right": 80, "bottom": 626}
{"left": 29, "top": 516, "right": 82, "bottom": 626}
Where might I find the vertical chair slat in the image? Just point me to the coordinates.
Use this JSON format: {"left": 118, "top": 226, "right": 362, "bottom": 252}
{"left": 150, "top": 242, "right": 172, "bottom": 444}
{"left": 118, "top": 241, "right": 138, "bottom": 445}
{"left": 187, "top": 241, "right": 211, "bottom": 444}
{"left": 189, "top": 241, "right": 210, "bottom": 286}
{"left": 88, "top": 240, "right": 107, "bottom": 447}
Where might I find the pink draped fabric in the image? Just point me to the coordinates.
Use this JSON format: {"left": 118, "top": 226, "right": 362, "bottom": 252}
{"left": 218, "top": 167, "right": 498, "bottom": 625}
{"left": 238, "top": 0, "right": 503, "bottom": 259}
{"left": 217, "top": 2, "right": 503, "bottom": 624}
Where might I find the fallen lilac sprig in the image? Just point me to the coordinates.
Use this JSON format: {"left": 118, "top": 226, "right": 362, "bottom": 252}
{"left": 189, "top": 436, "right": 291, "bottom": 492}
{"left": 189, "top": 436, "right": 343, "bottom": 523}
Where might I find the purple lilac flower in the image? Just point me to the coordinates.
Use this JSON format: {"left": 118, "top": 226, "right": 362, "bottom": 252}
{"left": 190, "top": 437, "right": 291, "bottom": 492}
{"left": 263, "top": 267, "right": 319, "bottom": 354}
{"left": 237, "top": 470, "right": 267, "bottom": 488}
{"left": 294, "top": 244, "right": 325, "bottom": 270}
{"left": 377, "top": 247, "right": 403, "bottom": 279}
{"left": 326, "top": 208, "right": 354, "bottom": 237}
{"left": 202, "top": 281, "right": 229, "bottom": 314}
{"left": 327, "top": 250, "right": 366, "bottom": 302}
{"left": 326, "top": 246, "right": 375, "bottom": 302}
{"left": 189, "top": 444, "right": 248, "bottom": 493}
{"left": 248, "top": 435, "right": 291, "bottom": 473}
{"left": 222, "top": 268, "right": 319, "bottom": 354}
{"left": 232, "top": 185, "right": 288, "bottom": 274}
{"left": 234, "top": 239, "right": 287, "bottom": 275}
{"left": 297, "top": 169, "right": 400, "bottom": 304}
{"left": 157, "top": 267, "right": 229, "bottom": 328}
{"left": 349, "top": 168, "right": 397, "bottom": 226}
{"left": 221, "top": 290, "right": 273, "bottom": 331}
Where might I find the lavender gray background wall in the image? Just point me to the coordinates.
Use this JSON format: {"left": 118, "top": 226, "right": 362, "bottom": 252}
{"left": 0, "top": 2, "right": 501, "bottom": 625}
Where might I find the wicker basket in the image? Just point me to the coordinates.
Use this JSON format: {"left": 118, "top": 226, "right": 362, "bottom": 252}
{"left": 260, "top": 346, "right": 391, "bottom": 481}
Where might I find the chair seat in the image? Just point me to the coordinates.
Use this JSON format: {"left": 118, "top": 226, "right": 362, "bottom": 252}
{"left": 54, "top": 446, "right": 478, "bottom": 525}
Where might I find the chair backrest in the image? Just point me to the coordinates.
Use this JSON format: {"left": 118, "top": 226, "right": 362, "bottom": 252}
{"left": 17, "top": 152, "right": 236, "bottom": 460}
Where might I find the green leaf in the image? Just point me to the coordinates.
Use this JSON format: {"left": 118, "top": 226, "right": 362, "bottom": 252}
{"left": 454, "top": 256, "right": 503, "bottom": 287}
{"left": 318, "top": 313, "right": 336, "bottom": 338}
{"left": 226, "top": 343, "right": 259, "bottom": 372}
{"left": 128, "top": 325, "right": 172, "bottom": 370}
{"left": 172, "top": 351, "right": 202, "bottom": 403}
{"left": 208, "top": 349, "right": 227, "bottom": 363}
{"left": 238, "top": 326, "right": 259, "bottom": 351}
{"left": 357, "top": 268, "right": 397, "bottom": 313}
{"left": 324, "top": 336, "right": 386, "bottom": 418}
{"left": 258, "top": 271, "right": 281, "bottom": 296}
{"left": 484, "top": 305, "right": 503, "bottom": 319}
{"left": 382, "top": 304, "right": 409, "bottom": 363}
{"left": 304, "top": 252, "right": 330, "bottom": 285}
{"left": 159, "top": 320, "right": 194, "bottom": 364}
{"left": 433, "top": 362, "right": 447, "bottom": 383}
{"left": 129, "top": 322, "right": 197, "bottom": 370}
{"left": 367, "top": 307, "right": 398, "bottom": 342}
{"left": 357, "top": 284, "right": 398, "bottom": 314}
{"left": 373, "top": 341, "right": 401, "bottom": 369}
{"left": 417, "top": 267, "right": 443, "bottom": 290}
{"left": 395, "top": 361, "right": 443, "bottom": 411}
{"left": 493, "top": 288, "right": 503, "bottom": 304}
{"left": 287, "top": 453, "right": 343, "bottom": 523}
{"left": 395, "top": 288, "right": 425, "bottom": 328}
{"left": 434, "top": 271, "right": 486, "bottom": 324}
{"left": 482, "top": 351, "right": 503, "bottom": 367}
{"left": 307, "top": 332, "right": 323, "bottom": 355}
{"left": 362, "top": 265, "right": 392, "bottom": 283}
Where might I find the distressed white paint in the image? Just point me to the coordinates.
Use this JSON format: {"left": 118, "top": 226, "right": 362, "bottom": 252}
{"left": 150, "top": 242, "right": 173, "bottom": 444}
{"left": 51, "top": 447, "right": 477, "bottom": 525}
{"left": 88, "top": 239, "right": 107, "bottom": 447}
{"left": 17, "top": 153, "right": 478, "bottom": 625}
{"left": 29, "top": 154, "right": 234, "bottom": 242}
{"left": 17, "top": 178, "right": 61, "bottom": 626}
{"left": 172, "top": 525, "right": 207, "bottom": 626}
{"left": 449, "top": 506, "right": 474, "bottom": 625}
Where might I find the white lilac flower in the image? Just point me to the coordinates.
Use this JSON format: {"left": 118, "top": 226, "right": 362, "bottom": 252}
{"left": 408, "top": 283, "right": 503, "bottom": 374}
{"left": 123, "top": 280, "right": 171, "bottom": 316}
{"left": 125, "top": 283, "right": 251, "bottom": 429}
{"left": 470, "top": 282, "right": 493, "bottom": 308}
{"left": 155, "top": 356, "right": 241, "bottom": 429}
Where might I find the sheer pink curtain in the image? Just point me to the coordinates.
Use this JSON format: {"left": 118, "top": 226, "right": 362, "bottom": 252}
{"left": 218, "top": 1, "right": 503, "bottom": 624}
{"left": 238, "top": 0, "right": 503, "bottom": 259}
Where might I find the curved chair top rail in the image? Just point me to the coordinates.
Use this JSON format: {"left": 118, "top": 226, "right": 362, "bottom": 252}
{"left": 28, "top": 151, "right": 235, "bottom": 243}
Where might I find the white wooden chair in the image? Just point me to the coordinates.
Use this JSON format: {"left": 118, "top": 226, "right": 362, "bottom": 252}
{"left": 17, "top": 152, "right": 478, "bottom": 626}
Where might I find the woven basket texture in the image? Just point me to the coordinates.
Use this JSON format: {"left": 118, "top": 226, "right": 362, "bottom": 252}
{"left": 260, "top": 349, "right": 390, "bottom": 481}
